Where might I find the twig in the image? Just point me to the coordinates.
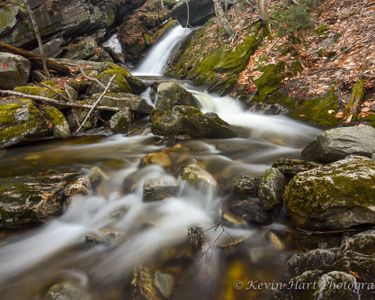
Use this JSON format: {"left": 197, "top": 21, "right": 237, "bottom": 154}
{"left": 63, "top": 62, "right": 106, "bottom": 90}
{"left": 0, "top": 90, "right": 119, "bottom": 112}
{"left": 75, "top": 74, "right": 116, "bottom": 134}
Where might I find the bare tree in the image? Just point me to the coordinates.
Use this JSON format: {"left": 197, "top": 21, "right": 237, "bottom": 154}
{"left": 22, "top": 0, "right": 50, "bottom": 77}
{"left": 213, "top": 0, "right": 235, "bottom": 37}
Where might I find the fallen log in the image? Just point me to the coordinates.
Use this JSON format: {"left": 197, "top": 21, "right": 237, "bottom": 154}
{"left": 0, "top": 41, "right": 71, "bottom": 75}
{"left": 0, "top": 89, "right": 119, "bottom": 112}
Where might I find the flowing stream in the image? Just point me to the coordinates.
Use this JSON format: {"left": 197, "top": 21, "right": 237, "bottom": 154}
{"left": 0, "top": 25, "right": 320, "bottom": 300}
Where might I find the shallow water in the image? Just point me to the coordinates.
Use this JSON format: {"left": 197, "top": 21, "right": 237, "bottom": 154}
{"left": 0, "top": 25, "right": 320, "bottom": 300}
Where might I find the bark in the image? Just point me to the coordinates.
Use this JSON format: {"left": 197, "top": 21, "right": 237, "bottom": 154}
{"left": 213, "top": 0, "right": 235, "bottom": 37}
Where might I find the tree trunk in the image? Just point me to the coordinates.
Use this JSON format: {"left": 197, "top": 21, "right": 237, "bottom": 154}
{"left": 22, "top": 0, "right": 50, "bottom": 77}
{"left": 213, "top": 0, "right": 235, "bottom": 37}
{"left": 258, "top": 0, "right": 268, "bottom": 20}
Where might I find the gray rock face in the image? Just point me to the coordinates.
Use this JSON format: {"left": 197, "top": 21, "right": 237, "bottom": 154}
{"left": 302, "top": 125, "right": 375, "bottom": 163}
{"left": 0, "top": 52, "right": 31, "bottom": 89}
{"left": 0, "top": 170, "right": 81, "bottom": 229}
{"left": 156, "top": 82, "right": 199, "bottom": 110}
{"left": 231, "top": 174, "right": 260, "bottom": 198}
{"left": 151, "top": 105, "right": 237, "bottom": 138}
{"left": 91, "top": 93, "right": 152, "bottom": 114}
{"left": 258, "top": 168, "right": 287, "bottom": 211}
{"left": 109, "top": 109, "right": 133, "bottom": 134}
{"left": 285, "top": 156, "right": 375, "bottom": 230}
{"left": 181, "top": 162, "right": 216, "bottom": 188}
{"left": 171, "top": 0, "right": 217, "bottom": 26}
{"left": 1, "top": 0, "right": 145, "bottom": 47}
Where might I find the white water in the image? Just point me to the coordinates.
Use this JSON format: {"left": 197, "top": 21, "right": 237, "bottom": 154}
{"left": 103, "top": 33, "right": 123, "bottom": 54}
{"left": 0, "top": 23, "right": 320, "bottom": 299}
{"left": 134, "top": 25, "right": 193, "bottom": 76}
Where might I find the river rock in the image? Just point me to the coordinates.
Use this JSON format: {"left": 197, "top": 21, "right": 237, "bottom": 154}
{"left": 287, "top": 249, "right": 336, "bottom": 277}
{"left": 151, "top": 105, "right": 237, "bottom": 138}
{"left": 180, "top": 162, "right": 216, "bottom": 188}
{"left": 0, "top": 99, "right": 48, "bottom": 148}
{"left": 315, "top": 271, "right": 359, "bottom": 299}
{"left": 0, "top": 170, "right": 81, "bottom": 228}
{"left": 0, "top": 52, "right": 31, "bottom": 89}
{"left": 156, "top": 82, "right": 199, "bottom": 110}
{"left": 285, "top": 156, "right": 375, "bottom": 230}
{"left": 230, "top": 199, "right": 269, "bottom": 224}
{"left": 272, "top": 158, "right": 321, "bottom": 178}
{"left": 44, "top": 282, "right": 91, "bottom": 300}
{"left": 109, "top": 109, "right": 133, "bottom": 134}
{"left": 143, "top": 178, "right": 178, "bottom": 202}
{"left": 231, "top": 174, "right": 260, "bottom": 197}
{"left": 302, "top": 125, "right": 375, "bottom": 163}
{"left": 258, "top": 168, "right": 287, "bottom": 211}
{"left": 154, "top": 271, "right": 175, "bottom": 298}
{"left": 140, "top": 152, "right": 172, "bottom": 170}
{"left": 339, "top": 230, "right": 375, "bottom": 255}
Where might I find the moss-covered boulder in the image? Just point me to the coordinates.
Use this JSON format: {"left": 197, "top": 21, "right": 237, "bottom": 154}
{"left": 0, "top": 99, "right": 48, "bottom": 148}
{"left": 0, "top": 52, "right": 31, "bottom": 89}
{"left": 109, "top": 109, "right": 133, "bottom": 134}
{"left": 0, "top": 170, "right": 81, "bottom": 228}
{"left": 42, "top": 106, "right": 71, "bottom": 138}
{"left": 231, "top": 174, "right": 260, "bottom": 198}
{"left": 180, "top": 162, "right": 216, "bottom": 188}
{"left": 302, "top": 125, "right": 375, "bottom": 163}
{"left": 156, "top": 82, "right": 199, "bottom": 110}
{"left": 258, "top": 168, "right": 287, "bottom": 211}
{"left": 151, "top": 105, "right": 237, "bottom": 138}
{"left": 285, "top": 156, "right": 375, "bottom": 230}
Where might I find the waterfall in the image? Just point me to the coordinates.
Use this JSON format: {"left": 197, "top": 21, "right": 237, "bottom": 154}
{"left": 133, "top": 25, "right": 193, "bottom": 76}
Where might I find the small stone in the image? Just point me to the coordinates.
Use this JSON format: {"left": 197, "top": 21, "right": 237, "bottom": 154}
{"left": 154, "top": 271, "right": 175, "bottom": 299}
{"left": 180, "top": 163, "right": 216, "bottom": 188}
{"left": 44, "top": 282, "right": 91, "bottom": 300}
{"left": 231, "top": 175, "right": 260, "bottom": 197}
{"left": 143, "top": 178, "right": 178, "bottom": 202}
{"left": 140, "top": 152, "right": 172, "bottom": 170}
{"left": 109, "top": 109, "right": 133, "bottom": 134}
{"left": 258, "top": 168, "right": 287, "bottom": 211}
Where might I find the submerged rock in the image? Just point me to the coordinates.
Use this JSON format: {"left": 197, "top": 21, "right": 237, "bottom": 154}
{"left": 302, "top": 125, "right": 375, "bottom": 163}
{"left": 180, "top": 162, "right": 216, "bottom": 187}
{"left": 156, "top": 82, "right": 199, "bottom": 110}
{"left": 151, "top": 105, "right": 237, "bottom": 138}
{"left": 0, "top": 170, "right": 81, "bottom": 228}
{"left": 285, "top": 156, "right": 375, "bottom": 230}
{"left": 258, "top": 168, "right": 287, "bottom": 211}
{"left": 140, "top": 152, "right": 172, "bottom": 171}
{"left": 44, "top": 282, "right": 91, "bottom": 300}
{"left": 154, "top": 271, "right": 174, "bottom": 299}
{"left": 0, "top": 52, "right": 31, "bottom": 89}
{"left": 315, "top": 271, "right": 359, "bottom": 300}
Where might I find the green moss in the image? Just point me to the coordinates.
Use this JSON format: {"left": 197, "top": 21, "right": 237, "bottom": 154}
{"left": 154, "top": 19, "right": 178, "bottom": 41}
{"left": 42, "top": 106, "right": 66, "bottom": 127}
{"left": 14, "top": 85, "right": 64, "bottom": 99}
{"left": 253, "top": 62, "right": 286, "bottom": 102}
{"left": 315, "top": 23, "right": 329, "bottom": 35}
{"left": 344, "top": 79, "right": 364, "bottom": 119}
{"left": 97, "top": 69, "right": 132, "bottom": 93}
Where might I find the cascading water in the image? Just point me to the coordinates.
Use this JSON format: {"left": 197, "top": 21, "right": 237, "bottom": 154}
{"left": 0, "top": 22, "right": 320, "bottom": 300}
{"left": 133, "top": 25, "right": 193, "bottom": 76}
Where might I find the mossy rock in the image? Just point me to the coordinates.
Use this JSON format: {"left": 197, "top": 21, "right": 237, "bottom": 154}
{"left": 42, "top": 106, "right": 71, "bottom": 138}
{"left": 0, "top": 169, "right": 81, "bottom": 228}
{"left": 14, "top": 84, "right": 65, "bottom": 99}
{"left": 285, "top": 156, "right": 375, "bottom": 230}
{"left": 0, "top": 5, "right": 19, "bottom": 36}
{"left": 105, "top": 63, "right": 146, "bottom": 94}
{"left": 0, "top": 98, "right": 48, "bottom": 148}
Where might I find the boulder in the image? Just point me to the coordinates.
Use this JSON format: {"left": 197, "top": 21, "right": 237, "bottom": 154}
{"left": 0, "top": 5, "right": 19, "bottom": 36}
{"left": 0, "top": 99, "right": 48, "bottom": 148}
{"left": 258, "top": 168, "right": 287, "bottom": 211}
{"left": 156, "top": 82, "right": 199, "bottom": 110}
{"left": 89, "top": 93, "right": 152, "bottom": 115}
{"left": 0, "top": 52, "right": 31, "bottom": 89}
{"left": 151, "top": 105, "right": 237, "bottom": 138}
{"left": 302, "top": 125, "right": 375, "bottom": 163}
{"left": 171, "top": 0, "right": 218, "bottom": 26}
{"left": 109, "top": 109, "right": 133, "bottom": 134}
{"left": 180, "top": 162, "right": 216, "bottom": 188}
{"left": 285, "top": 156, "right": 375, "bottom": 230}
{"left": 272, "top": 158, "right": 321, "bottom": 178}
{"left": 0, "top": 170, "right": 81, "bottom": 228}
{"left": 143, "top": 178, "right": 178, "bottom": 202}
{"left": 230, "top": 199, "right": 269, "bottom": 224}
{"left": 231, "top": 174, "right": 260, "bottom": 198}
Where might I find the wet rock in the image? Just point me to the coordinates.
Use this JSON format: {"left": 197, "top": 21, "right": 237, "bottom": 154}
{"left": 231, "top": 174, "right": 260, "bottom": 198}
{"left": 272, "top": 158, "right": 321, "bottom": 178}
{"left": 64, "top": 177, "right": 90, "bottom": 198}
{"left": 151, "top": 105, "right": 237, "bottom": 138}
{"left": 44, "top": 282, "right": 91, "bottom": 300}
{"left": 156, "top": 82, "right": 199, "bottom": 110}
{"left": 143, "top": 178, "right": 178, "bottom": 202}
{"left": 0, "top": 170, "right": 81, "bottom": 228}
{"left": 109, "top": 109, "right": 133, "bottom": 134}
{"left": 91, "top": 93, "right": 152, "bottom": 115}
{"left": 154, "top": 271, "right": 174, "bottom": 298}
{"left": 0, "top": 52, "right": 31, "bottom": 89}
{"left": 315, "top": 271, "right": 359, "bottom": 300}
{"left": 302, "top": 125, "right": 375, "bottom": 163}
{"left": 230, "top": 200, "right": 269, "bottom": 224}
{"left": 340, "top": 230, "right": 375, "bottom": 255}
{"left": 222, "top": 211, "right": 247, "bottom": 227}
{"left": 287, "top": 249, "right": 336, "bottom": 277}
{"left": 285, "top": 156, "right": 375, "bottom": 230}
{"left": 130, "top": 266, "right": 160, "bottom": 300}
{"left": 188, "top": 226, "right": 205, "bottom": 250}
{"left": 42, "top": 106, "right": 71, "bottom": 138}
{"left": 140, "top": 152, "right": 172, "bottom": 170}
{"left": 0, "top": 99, "right": 48, "bottom": 148}
{"left": 258, "top": 168, "right": 287, "bottom": 211}
{"left": 180, "top": 162, "right": 216, "bottom": 187}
